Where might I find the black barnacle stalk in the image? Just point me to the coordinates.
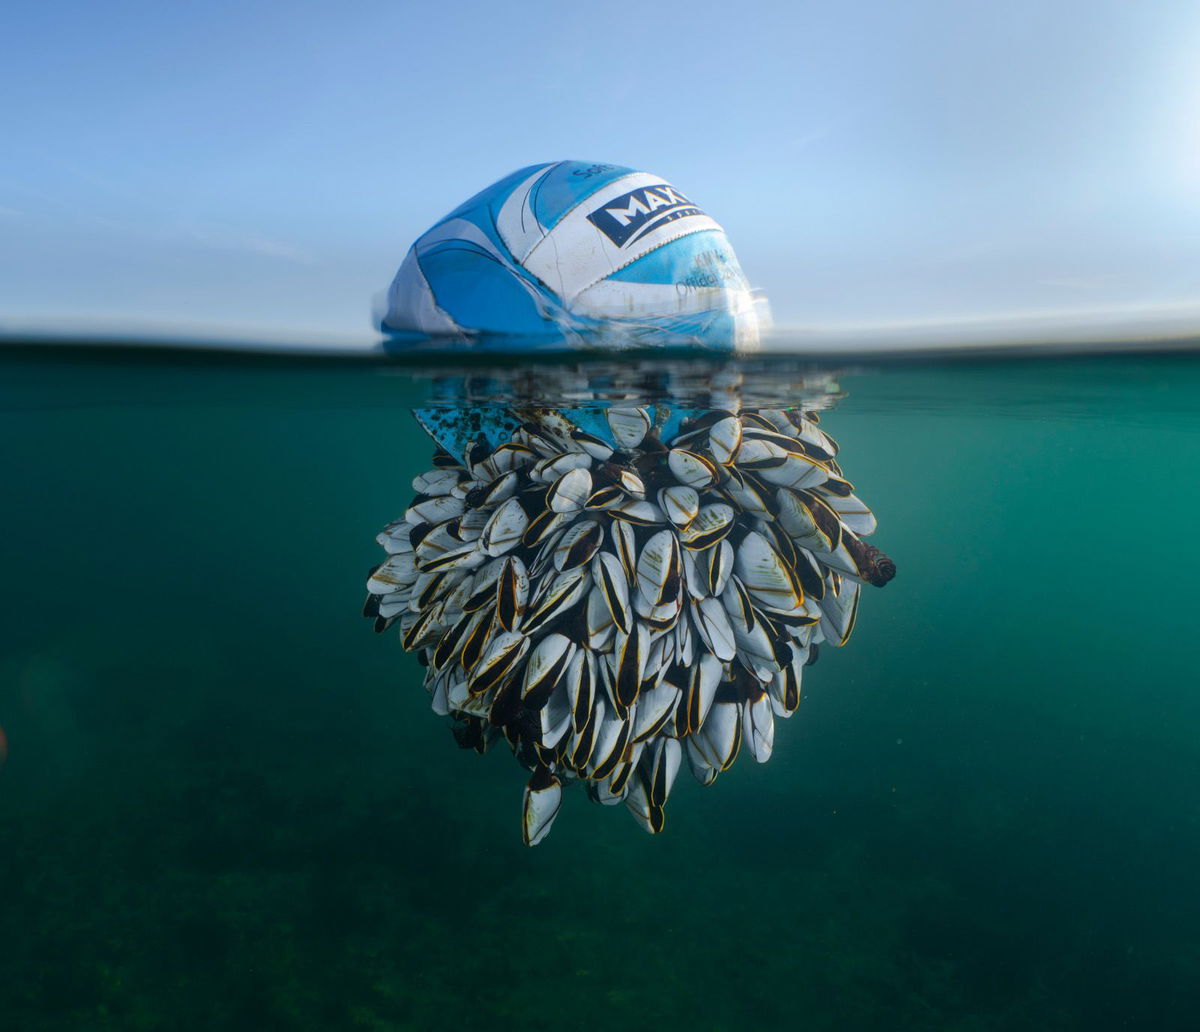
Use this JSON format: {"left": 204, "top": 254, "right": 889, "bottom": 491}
{"left": 365, "top": 397, "right": 895, "bottom": 845}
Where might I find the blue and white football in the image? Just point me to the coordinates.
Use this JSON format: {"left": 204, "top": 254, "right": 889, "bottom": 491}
{"left": 379, "top": 161, "right": 762, "bottom": 347}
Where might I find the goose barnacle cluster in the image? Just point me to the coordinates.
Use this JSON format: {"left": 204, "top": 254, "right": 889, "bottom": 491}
{"left": 364, "top": 406, "right": 895, "bottom": 844}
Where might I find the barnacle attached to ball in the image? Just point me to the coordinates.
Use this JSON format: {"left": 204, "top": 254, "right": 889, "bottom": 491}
{"left": 364, "top": 404, "right": 894, "bottom": 845}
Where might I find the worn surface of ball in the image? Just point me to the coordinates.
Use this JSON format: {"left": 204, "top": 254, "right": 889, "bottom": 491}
{"left": 380, "top": 161, "right": 760, "bottom": 346}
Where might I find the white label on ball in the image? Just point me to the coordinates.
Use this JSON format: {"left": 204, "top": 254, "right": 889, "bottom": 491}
{"left": 521, "top": 173, "right": 724, "bottom": 302}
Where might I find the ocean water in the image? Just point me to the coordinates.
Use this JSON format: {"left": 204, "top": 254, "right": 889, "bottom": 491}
{"left": 1, "top": 346, "right": 1198, "bottom": 1030}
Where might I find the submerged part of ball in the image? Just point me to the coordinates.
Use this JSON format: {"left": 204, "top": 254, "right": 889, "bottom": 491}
{"left": 380, "top": 161, "right": 763, "bottom": 348}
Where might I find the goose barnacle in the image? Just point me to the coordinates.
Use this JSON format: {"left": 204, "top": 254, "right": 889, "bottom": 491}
{"left": 553, "top": 520, "right": 604, "bottom": 572}
{"left": 659, "top": 484, "right": 700, "bottom": 528}
{"left": 570, "top": 427, "right": 615, "bottom": 462}
{"left": 668, "top": 448, "right": 720, "bottom": 490}
{"left": 479, "top": 497, "right": 529, "bottom": 557}
{"left": 607, "top": 407, "right": 652, "bottom": 450}
{"left": 522, "top": 768, "right": 563, "bottom": 846}
{"left": 495, "top": 556, "right": 529, "bottom": 631}
{"left": 680, "top": 503, "right": 736, "bottom": 549}
{"left": 708, "top": 415, "right": 743, "bottom": 465}
{"left": 364, "top": 402, "right": 895, "bottom": 844}
{"left": 547, "top": 467, "right": 593, "bottom": 513}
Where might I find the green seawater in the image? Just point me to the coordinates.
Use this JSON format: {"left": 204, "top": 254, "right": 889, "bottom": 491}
{"left": 1, "top": 348, "right": 1199, "bottom": 1030}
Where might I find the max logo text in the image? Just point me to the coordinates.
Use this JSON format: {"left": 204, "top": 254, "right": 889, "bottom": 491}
{"left": 587, "top": 184, "right": 704, "bottom": 248}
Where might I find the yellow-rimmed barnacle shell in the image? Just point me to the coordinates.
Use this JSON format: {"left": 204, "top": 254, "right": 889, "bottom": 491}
{"left": 364, "top": 404, "right": 894, "bottom": 845}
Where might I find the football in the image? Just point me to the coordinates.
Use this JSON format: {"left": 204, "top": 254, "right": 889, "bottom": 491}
{"left": 380, "top": 161, "right": 761, "bottom": 346}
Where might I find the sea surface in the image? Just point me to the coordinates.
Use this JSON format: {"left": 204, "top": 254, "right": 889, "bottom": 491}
{"left": 1, "top": 345, "right": 1198, "bottom": 1030}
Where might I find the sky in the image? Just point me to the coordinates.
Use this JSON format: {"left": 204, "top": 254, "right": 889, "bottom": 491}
{"left": 2, "top": 0, "right": 1199, "bottom": 345}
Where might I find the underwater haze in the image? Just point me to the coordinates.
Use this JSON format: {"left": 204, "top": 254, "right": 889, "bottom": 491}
{"left": 1, "top": 347, "right": 1199, "bottom": 1029}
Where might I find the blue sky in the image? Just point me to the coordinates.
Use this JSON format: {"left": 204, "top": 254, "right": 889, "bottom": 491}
{"left": 2, "top": 0, "right": 1198, "bottom": 343}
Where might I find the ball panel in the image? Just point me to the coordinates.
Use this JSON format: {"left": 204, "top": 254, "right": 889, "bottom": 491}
{"left": 418, "top": 243, "right": 549, "bottom": 335}
{"left": 521, "top": 172, "right": 724, "bottom": 302}
{"left": 494, "top": 164, "right": 556, "bottom": 266}
{"left": 380, "top": 246, "right": 459, "bottom": 334}
{"left": 526, "top": 161, "right": 638, "bottom": 234}
{"left": 573, "top": 278, "right": 754, "bottom": 321}
{"left": 605, "top": 229, "right": 749, "bottom": 288}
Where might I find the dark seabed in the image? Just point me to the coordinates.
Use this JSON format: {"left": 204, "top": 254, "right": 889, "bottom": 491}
{"left": 1, "top": 347, "right": 1198, "bottom": 1030}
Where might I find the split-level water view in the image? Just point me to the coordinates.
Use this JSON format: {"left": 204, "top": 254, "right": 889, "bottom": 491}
{"left": 1, "top": 345, "right": 1198, "bottom": 1029}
